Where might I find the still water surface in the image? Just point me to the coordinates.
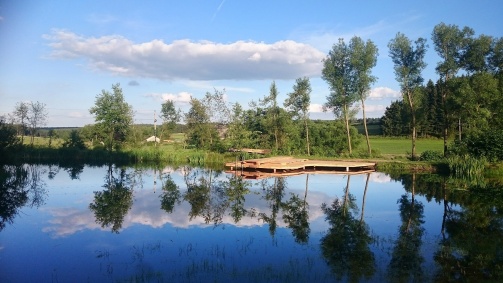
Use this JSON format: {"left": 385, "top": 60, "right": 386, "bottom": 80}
{"left": 0, "top": 164, "right": 502, "bottom": 282}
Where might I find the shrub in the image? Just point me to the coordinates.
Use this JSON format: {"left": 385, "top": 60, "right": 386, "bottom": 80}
{"left": 419, "top": 150, "right": 443, "bottom": 161}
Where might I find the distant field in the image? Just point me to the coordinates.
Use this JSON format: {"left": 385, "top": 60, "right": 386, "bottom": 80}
{"left": 362, "top": 137, "right": 444, "bottom": 155}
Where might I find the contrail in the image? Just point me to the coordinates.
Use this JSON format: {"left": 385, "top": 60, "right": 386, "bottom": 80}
{"left": 211, "top": 0, "right": 226, "bottom": 22}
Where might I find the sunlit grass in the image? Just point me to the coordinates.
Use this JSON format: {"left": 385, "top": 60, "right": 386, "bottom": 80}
{"left": 361, "top": 137, "right": 444, "bottom": 156}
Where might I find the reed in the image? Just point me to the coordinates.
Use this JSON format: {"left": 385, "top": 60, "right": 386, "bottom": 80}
{"left": 446, "top": 154, "right": 486, "bottom": 178}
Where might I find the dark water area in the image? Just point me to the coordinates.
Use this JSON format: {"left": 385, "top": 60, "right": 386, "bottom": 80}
{"left": 1, "top": 163, "right": 502, "bottom": 282}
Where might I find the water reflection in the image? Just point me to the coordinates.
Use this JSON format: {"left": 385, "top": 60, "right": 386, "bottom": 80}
{"left": 320, "top": 175, "right": 376, "bottom": 282}
{"left": 0, "top": 164, "right": 46, "bottom": 231}
{"left": 387, "top": 173, "right": 425, "bottom": 282}
{"left": 3, "top": 164, "right": 503, "bottom": 282}
{"left": 89, "top": 164, "right": 133, "bottom": 233}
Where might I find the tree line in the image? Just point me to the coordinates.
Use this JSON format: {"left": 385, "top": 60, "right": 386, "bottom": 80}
{"left": 2, "top": 22, "right": 502, "bottom": 161}
{"left": 382, "top": 23, "right": 503, "bottom": 160}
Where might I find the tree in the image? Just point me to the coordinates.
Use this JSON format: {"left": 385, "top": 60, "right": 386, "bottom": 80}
{"left": 185, "top": 97, "right": 217, "bottom": 150}
{"left": 381, "top": 100, "right": 409, "bottom": 137}
{"left": 13, "top": 102, "right": 29, "bottom": 144}
{"left": 27, "top": 101, "right": 48, "bottom": 145}
{"left": 226, "top": 102, "right": 253, "bottom": 149}
{"left": 284, "top": 77, "right": 312, "bottom": 155}
{"left": 350, "top": 37, "right": 379, "bottom": 155}
{"left": 62, "top": 130, "right": 86, "bottom": 149}
{"left": 0, "top": 116, "right": 20, "bottom": 154}
{"left": 89, "top": 83, "right": 134, "bottom": 151}
{"left": 489, "top": 37, "right": 503, "bottom": 74}
{"left": 260, "top": 81, "right": 281, "bottom": 151}
{"left": 432, "top": 23, "right": 473, "bottom": 155}
{"left": 388, "top": 33, "right": 428, "bottom": 160}
{"left": 160, "top": 99, "right": 181, "bottom": 141}
{"left": 322, "top": 38, "right": 359, "bottom": 154}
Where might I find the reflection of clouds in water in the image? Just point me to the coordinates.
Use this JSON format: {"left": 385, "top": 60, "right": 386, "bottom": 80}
{"left": 42, "top": 188, "right": 331, "bottom": 238}
{"left": 42, "top": 208, "right": 101, "bottom": 237}
{"left": 369, "top": 172, "right": 391, "bottom": 183}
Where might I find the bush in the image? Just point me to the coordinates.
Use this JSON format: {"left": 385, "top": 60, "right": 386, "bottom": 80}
{"left": 62, "top": 130, "right": 86, "bottom": 149}
{"left": 419, "top": 150, "right": 443, "bottom": 161}
{"left": 0, "top": 117, "right": 20, "bottom": 154}
{"left": 464, "top": 130, "right": 503, "bottom": 161}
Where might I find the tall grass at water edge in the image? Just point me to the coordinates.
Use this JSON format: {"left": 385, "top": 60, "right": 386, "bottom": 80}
{"left": 446, "top": 154, "right": 487, "bottom": 178}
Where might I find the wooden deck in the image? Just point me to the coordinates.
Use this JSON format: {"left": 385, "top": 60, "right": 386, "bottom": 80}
{"left": 225, "top": 156, "right": 376, "bottom": 177}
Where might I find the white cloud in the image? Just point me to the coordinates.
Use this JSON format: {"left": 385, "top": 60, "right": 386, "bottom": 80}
{"left": 363, "top": 104, "right": 387, "bottom": 114}
{"left": 145, "top": 91, "right": 192, "bottom": 104}
{"left": 44, "top": 30, "right": 325, "bottom": 81}
{"left": 308, "top": 103, "right": 324, "bottom": 113}
{"left": 368, "top": 86, "right": 400, "bottom": 100}
{"left": 369, "top": 172, "right": 392, "bottom": 183}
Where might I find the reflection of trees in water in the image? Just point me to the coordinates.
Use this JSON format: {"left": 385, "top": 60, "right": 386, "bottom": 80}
{"left": 320, "top": 175, "right": 375, "bottom": 282}
{"left": 389, "top": 173, "right": 503, "bottom": 281}
{"left": 259, "top": 177, "right": 287, "bottom": 237}
{"left": 159, "top": 174, "right": 181, "bottom": 213}
{"left": 0, "top": 164, "right": 47, "bottom": 231}
{"left": 433, "top": 181, "right": 503, "bottom": 281}
{"left": 222, "top": 173, "right": 252, "bottom": 223}
{"left": 387, "top": 174, "right": 425, "bottom": 283}
{"left": 89, "top": 164, "right": 133, "bottom": 233}
{"left": 182, "top": 168, "right": 253, "bottom": 226}
{"left": 281, "top": 174, "right": 310, "bottom": 244}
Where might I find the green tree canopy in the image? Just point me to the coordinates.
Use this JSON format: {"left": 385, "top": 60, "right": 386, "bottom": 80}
{"left": 89, "top": 83, "right": 134, "bottom": 151}
{"left": 388, "top": 32, "right": 428, "bottom": 159}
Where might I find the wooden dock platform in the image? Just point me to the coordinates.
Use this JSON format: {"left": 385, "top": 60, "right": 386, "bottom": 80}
{"left": 225, "top": 156, "right": 376, "bottom": 176}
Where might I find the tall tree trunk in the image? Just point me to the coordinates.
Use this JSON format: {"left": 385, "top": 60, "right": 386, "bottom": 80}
{"left": 304, "top": 118, "right": 310, "bottom": 156}
{"left": 407, "top": 91, "right": 416, "bottom": 160}
{"left": 441, "top": 82, "right": 448, "bottom": 157}
{"left": 361, "top": 98, "right": 371, "bottom": 155}
{"left": 344, "top": 104, "right": 352, "bottom": 154}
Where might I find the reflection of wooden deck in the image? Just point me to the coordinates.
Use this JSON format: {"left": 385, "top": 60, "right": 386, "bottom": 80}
{"left": 225, "top": 169, "right": 375, "bottom": 180}
{"left": 225, "top": 156, "right": 376, "bottom": 179}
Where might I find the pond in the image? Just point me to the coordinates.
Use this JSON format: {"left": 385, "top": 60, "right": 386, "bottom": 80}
{"left": 1, "top": 163, "right": 502, "bottom": 282}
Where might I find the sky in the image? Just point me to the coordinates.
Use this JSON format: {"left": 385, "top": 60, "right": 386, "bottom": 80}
{"left": 1, "top": 0, "right": 502, "bottom": 127}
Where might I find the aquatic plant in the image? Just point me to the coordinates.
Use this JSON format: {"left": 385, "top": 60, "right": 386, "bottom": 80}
{"left": 446, "top": 154, "right": 486, "bottom": 178}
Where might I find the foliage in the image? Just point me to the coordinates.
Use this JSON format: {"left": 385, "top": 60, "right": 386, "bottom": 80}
{"left": 419, "top": 150, "right": 444, "bottom": 161}
{"left": 350, "top": 37, "right": 379, "bottom": 155}
{"left": 0, "top": 117, "right": 20, "bottom": 154}
{"left": 13, "top": 101, "right": 29, "bottom": 143}
{"left": 463, "top": 130, "right": 503, "bottom": 161}
{"left": 159, "top": 100, "right": 181, "bottom": 140}
{"left": 322, "top": 38, "right": 359, "bottom": 154}
{"left": 310, "top": 120, "right": 361, "bottom": 156}
{"left": 284, "top": 77, "right": 312, "bottom": 155}
{"left": 185, "top": 97, "right": 221, "bottom": 151}
{"left": 62, "top": 130, "right": 86, "bottom": 149}
{"left": 89, "top": 83, "right": 134, "bottom": 151}
{"left": 388, "top": 32, "right": 428, "bottom": 160}
{"left": 27, "top": 101, "right": 48, "bottom": 145}
{"left": 446, "top": 154, "right": 487, "bottom": 178}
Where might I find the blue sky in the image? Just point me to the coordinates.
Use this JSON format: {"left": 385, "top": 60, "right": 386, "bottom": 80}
{"left": 1, "top": 0, "right": 502, "bottom": 127}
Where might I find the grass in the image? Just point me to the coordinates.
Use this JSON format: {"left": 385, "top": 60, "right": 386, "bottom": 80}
{"left": 359, "top": 137, "right": 444, "bottom": 156}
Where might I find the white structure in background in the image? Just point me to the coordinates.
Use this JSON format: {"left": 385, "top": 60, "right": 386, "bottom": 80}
{"left": 146, "top": 136, "right": 160, "bottom": 143}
